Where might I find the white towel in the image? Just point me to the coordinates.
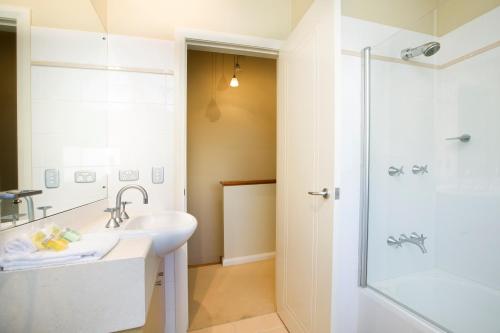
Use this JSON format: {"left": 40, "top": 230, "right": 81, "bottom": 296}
{"left": 0, "top": 233, "right": 119, "bottom": 271}
{"left": 3, "top": 234, "right": 37, "bottom": 254}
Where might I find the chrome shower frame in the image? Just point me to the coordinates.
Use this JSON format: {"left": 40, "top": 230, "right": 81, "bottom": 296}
{"left": 359, "top": 47, "right": 371, "bottom": 287}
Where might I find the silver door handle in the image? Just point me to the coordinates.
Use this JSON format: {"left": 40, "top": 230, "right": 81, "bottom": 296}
{"left": 307, "top": 188, "right": 330, "bottom": 199}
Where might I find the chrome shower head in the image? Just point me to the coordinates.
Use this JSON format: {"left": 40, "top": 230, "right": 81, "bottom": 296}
{"left": 401, "top": 42, "right": 441, "bottom": 60}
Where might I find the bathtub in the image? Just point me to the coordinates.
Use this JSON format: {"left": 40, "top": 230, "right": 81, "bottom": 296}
{"left": 371, "top": 270, "right": 500, "bottom": 333}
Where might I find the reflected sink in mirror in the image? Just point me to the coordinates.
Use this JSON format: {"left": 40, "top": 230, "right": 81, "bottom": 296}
{"left": 115, "top": 211, "right": 197, "bottom": 257}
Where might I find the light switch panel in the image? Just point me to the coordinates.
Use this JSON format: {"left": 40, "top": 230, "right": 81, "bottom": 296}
{"left": 45, "top": 169, "right": 60, "bottom": 188}
{"left": 74, "top": 171, "right": 96, "bottom": 183}
{"left": 152, "top": 167, "right": 164, "bottom": 184}
{"left": 119, "top": 169, "right": 139, "bottom": 181}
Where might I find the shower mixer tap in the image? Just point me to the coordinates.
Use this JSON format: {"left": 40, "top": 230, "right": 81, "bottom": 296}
{"left": 388, "top": 166, "right": 404, "bottom": 176}
{"left": 387, "top": 232, "right": 427, "bottom": 254}
{"left": 412, "top": 165, "right": 428, "bottom": 175}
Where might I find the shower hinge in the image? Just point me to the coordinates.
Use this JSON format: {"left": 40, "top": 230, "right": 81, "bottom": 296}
{"left": 334, "top": 187, "right": 340, "bottom": 200}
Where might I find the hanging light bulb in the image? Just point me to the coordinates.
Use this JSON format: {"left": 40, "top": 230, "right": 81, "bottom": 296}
{"left": 230, "top": 74, "right": 239, "bottom": 88}
{"left": 229, "top": 55, "right": 239, "bottom": 88}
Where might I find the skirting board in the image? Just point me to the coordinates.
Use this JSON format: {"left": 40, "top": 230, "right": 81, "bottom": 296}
{"left": 222, "top": 252, "right": 275, "bottom": 267}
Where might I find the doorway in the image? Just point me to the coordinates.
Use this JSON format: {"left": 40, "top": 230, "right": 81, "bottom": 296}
{"left": 185, "top": 49, "right": 278, "bottom": 330}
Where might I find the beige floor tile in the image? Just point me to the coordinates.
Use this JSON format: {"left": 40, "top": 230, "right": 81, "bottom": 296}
{"left": 189, "top": 260, "right": 276, "bottom": 330}
{"left": 233, "top": 313, "right": 285, "bottom": 333}
{"left": 189, "top": 323, "right": 236, "bottom": 333}
{"left": 259, "top": 328, "right": 288, "bottom": 333}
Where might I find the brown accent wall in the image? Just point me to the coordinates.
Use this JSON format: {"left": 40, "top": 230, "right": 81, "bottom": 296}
{"left": 187, "top": 50, "right": 276, "bottom": 265}
{"left": 0, "top": 30, "right": 18, "bottom": 191}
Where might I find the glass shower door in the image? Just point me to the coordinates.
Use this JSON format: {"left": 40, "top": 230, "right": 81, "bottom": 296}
{"left": 360, "top": 3, "right": 500, "bottom": 332}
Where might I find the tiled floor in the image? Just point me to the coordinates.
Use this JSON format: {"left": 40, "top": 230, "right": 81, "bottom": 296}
{"left": 188, "top": 259, "right": 276, "bottom": 330}
{"left": 189, "top": 313, "right": 287, "bottom": 333}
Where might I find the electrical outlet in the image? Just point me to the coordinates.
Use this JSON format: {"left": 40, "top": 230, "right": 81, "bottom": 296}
{"left": 74, "top": 171, "right": 96, "bottom": 183}
{"left": 119, "top": 169, "right": 139, "bottom": 181}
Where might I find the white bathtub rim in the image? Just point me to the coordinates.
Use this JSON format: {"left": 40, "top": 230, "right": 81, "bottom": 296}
{"left": 360, "top": 287, "right": 447, "bottom": 333}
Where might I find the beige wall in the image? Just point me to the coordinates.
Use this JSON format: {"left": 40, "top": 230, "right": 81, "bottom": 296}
{"left": 0, "top": 30, "right": 18, "bottom": 191}
{"left": 1, "top": 0, "right": 293, "bottom": 40}
{"left": 342, "top": 0, "right": 500, "bottom": 36}
{"left": 106, "top": 0, "right": 291, "bottom": 40}
{"left": 0, "top": 0, "right": 105, "bottom": 32}
{"left": 291, "top": 0, "right": 314, "bottom": 28}
{"left": 187, "top": 50, "right": 276, "bottom": 265}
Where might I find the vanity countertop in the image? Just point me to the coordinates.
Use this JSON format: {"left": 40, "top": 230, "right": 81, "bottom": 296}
{"left": 0, "top": 235, "right": 160, "bottom": 333}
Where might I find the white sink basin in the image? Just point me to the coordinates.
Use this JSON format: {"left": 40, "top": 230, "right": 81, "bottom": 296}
{"left": 120, "top": 211, "right": 197, "bottom": 257}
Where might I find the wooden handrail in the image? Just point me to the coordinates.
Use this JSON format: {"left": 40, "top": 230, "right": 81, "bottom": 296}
{"left": 220, "top": 179, "right": 276, "bottom": 186}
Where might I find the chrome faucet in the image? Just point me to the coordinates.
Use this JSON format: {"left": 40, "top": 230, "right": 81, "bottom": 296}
{"left": 387, "top": 232, "right": 427, "bottom": 254}
{"left": 115, "top": 185, "right": 149, "bottom": 223}
{"left": 0, "top": 190, "right": 43, "bottom": 222}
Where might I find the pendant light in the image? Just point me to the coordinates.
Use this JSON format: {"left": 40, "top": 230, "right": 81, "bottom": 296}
{"left": 230, "top": 55, "right": 239, "bottom": 88}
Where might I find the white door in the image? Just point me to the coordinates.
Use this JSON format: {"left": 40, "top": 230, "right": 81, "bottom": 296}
{"left": 276, "top": 0, "right": 335, "bottom": 332}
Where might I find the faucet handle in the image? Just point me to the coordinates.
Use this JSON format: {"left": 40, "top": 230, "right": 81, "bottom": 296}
{"left": 120, "top": 201, "right": 132, "bottom": 220}
{"left": 387, "top": 236, "right": 401, "bottom": 248}
{"left": 388, "top": 166, "right": 404, "bottom": 176}
{"left": 399, "top": 233, "right": 409, "bottom": 241}
{"left": 410, "top": 232, "right": 426, "bottom": 241}
{"left": 104, "top": 208, "right": 120, "bottom": 228}
{"left": 412, "top": 165, "right": 428, "bottom": 175}
{"left": 37, "top": 205, "right": 53, "bottom": 218}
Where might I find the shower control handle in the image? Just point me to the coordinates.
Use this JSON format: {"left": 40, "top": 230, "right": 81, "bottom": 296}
{"left": 445, "top": 134, "right": 471, "bottom": 142}
{"left": 388, "top": 166, "right": 404, "bottom": 176}
{"left": 307, "top": 188, "right": 330, "bottom": 199}
{"left": 412, "top": 165, "right": 428, "bottom": 175}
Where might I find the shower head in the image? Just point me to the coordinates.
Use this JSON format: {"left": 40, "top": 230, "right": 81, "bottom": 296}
{"left": 401, "top": 42, "right": 441, "bottom": 60}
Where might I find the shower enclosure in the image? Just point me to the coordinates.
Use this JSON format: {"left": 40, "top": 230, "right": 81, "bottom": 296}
{"left": 359, "top": 3, "right": 500, "bottom": 332}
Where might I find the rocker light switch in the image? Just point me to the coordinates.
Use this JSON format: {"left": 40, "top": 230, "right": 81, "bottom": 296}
{"left": 74, "top": 171, "right": 96, "bottom": 183}
{"left": 119, "top": 169, "right": 139, "bottom": 181}
{"left": 152, "top": 167, "right": 164, "bottom": 184}
{"left": 45, "top": 169, "right": 60, "bottom": 188}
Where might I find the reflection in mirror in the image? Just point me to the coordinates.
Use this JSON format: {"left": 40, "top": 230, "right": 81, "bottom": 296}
{"left": 0, "top": 1, "right": 108, "bottom": 231}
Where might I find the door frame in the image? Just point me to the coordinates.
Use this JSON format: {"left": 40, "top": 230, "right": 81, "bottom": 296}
{"left": 173, "top": 29, "right": 283, "bottom": 212}
{"left": 0, "top": 5, "right": 31, "bottom": 189}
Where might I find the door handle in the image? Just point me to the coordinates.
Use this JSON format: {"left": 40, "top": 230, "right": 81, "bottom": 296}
{"left": 307, "top": 188, "right": 330, "bottom": 199}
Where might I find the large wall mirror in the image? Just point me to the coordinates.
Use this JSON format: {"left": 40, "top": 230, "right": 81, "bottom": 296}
{"left": 0, "top": 1, "right": 108, "bottom": 230}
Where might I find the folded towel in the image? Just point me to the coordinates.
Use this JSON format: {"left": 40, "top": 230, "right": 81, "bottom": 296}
{"left": 3, "top": 234, "right": 37, "bottom": 254}
{"left": 0, "top": 233, "right": 119, "bottom": 271}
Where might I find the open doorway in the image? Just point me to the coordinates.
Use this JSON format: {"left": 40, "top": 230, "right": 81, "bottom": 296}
{"left": 186, "top": 49, "right": 277, "bottom": 330}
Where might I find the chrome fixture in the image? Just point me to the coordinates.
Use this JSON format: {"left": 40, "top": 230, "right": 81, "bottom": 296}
{"left": 307, "top": 188, "right": 330, "bottom": 199}
{"left": 37, "top": 205, "right": 53, "bottom": 218}
{"left": 387, "top": 236, "right": 401, "bottom": 248}
{"left": 387, "top": 232, "right": 427, "bottom": 254}
{"left": 104, "top": 207, "right": 119, "bottom": 228}
{"left": 388, "top": 166, "right": 404, "bottom": 176}
{"left": 120, "top": 201, "right": 132, "bottom": 220}
{"left": 412, "top": 165, "right": 428, "bottom": 175}
{"left": 446, "top": 134, "right": 471, "bottom": 142}
{"left": 401, "top": 42, "right": 441, "bottom": 60}
{"left": 0, "top": 190, "right": 43, "bottom": 222}
{"left": 359, "top": 46, "right": 371, "bottom": 287}
{"left": 115, "top": 185, "right": 149, "bottom": 223}
{"left": 1, "top": 213, "right": 26, "bottom": 224}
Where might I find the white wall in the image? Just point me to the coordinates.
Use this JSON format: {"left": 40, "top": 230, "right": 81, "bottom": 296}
{"left": 222, "top": 184, "right": 276, "bottom": 265}
{"left": 30, "top": 27, "right": 177, "bottom": 219}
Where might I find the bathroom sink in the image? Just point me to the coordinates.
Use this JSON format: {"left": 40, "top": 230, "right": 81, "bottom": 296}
{"left": 120, "top": 211, "right": 197, "bottom": 256}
